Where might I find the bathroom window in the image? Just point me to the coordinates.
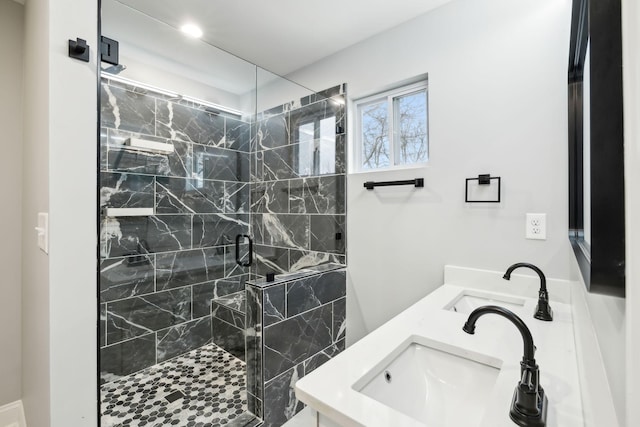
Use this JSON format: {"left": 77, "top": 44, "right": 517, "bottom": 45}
{"left": 354, "top": 80, "right": 428, "bottom": 172}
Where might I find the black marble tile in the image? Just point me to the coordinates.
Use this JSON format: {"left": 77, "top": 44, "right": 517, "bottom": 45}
{"left": 228, "top": 413, "right": 263, "bottom": 427}
{"left": 252, "top": 181, "right": 289, "bottom": 214}
{"left": 263, "top": 214, "right": 309, "bottom": 250}
{"left": 254, "top": 244, "right": 289, "bottom": 276}
{"left": 106, "top": 287, "right": 191, "bottom": 344}
{"left": 212, "top": 302, "right": 246, "bottom": 329}
{"left": 100, "top": 304, "right": 107, "bottom": 348}
{"left": 100, "top": 172, "right": 154, "bottom": 210}
{"left": 262, "top": 144, "right": 298, "bottom": 181}
{"left": 245, "top": 286, "right": 263, "bottom": 401}
{"left": 192, "top": 144, "right": 250, "bottom": 183}
{"left": 333, "top": 297, "right": 346, "bottom": 342}
{"left": 252, "top": 151, "right": 264, "bottom": 183}
{"left": 225, "top": 244, "right": 251, "bottom": 278}
{"left": 289, "top": 176, "right": 345, "bottom": 214}
{"left": 263, "top": 284, "right": 285, "bottom": 327}
{"left": 225, "top": 182, "right": 250, "bottom": 213}
{"left": 303, "top": 339, "right": 345, "bottom": 375}
{"left": 257, "top": 112, "right": 289, "bottom": 150}
{"left": 213, "top": 290, "right": 246, "bottom": 313}
{"left": 212, "top": 316, "right": 245, "bottom": 361}
{"left": 192, "top": 214, "right": 250, "bottom": 249}
{"left": 286, "top": 270, "right": 346, "bottom": 317}
{"left": 309, "top": 215, "right": 345, "bottom": 254}
{"left": 156, "top": 177, "right": 224, "bottom": 214}
{"left": 192, "top": 275, "right": 247, "bottom": 318}
{"left": 107, "top": 139, "right": 191, "bottom": 178}
{"left": 215, "top": 274, "right": 248, "bottom": 297}
{"left": 192, "top": 281, "right": 217, "bottom": 319}
{"left": 100, "top": 127, "right": 108, "bottom": 171}
{"left": 288, "top": 179, "right": 305, "bottom": 214}
{"left": 263, "top": 364, "right": 305, "bottom": 427}
{"left": 156, "top": 101, "right": 225, "bottom": 146}
{"left": 106, "top": 149, "right": 165, "bottom": 177}
{"left": 335, "top": 100, "right": 346, "bottom": 137}
{"left": 247, "top": 393, "right": 263, "bottom": 419}
{"left": 251, "top": 214, "right": 264, "bottom": 246}
{"left": 289, "top": 250, "right": 346, "bottom": 272}
{"left": 156, "top": 248, "right": 226, "bottom": 291}
{"left": 101, "top": 215, "right": 192, "bottom": 258}
{"left": 263, "top": 304, "right": 332, "bottom": 380}
{"left": 100, "top": 334, "right": 155, "bottom": 384}
{"left": 335, "top": 134, "right": 347, "bottom": 175}
{"left": 263, "top": 139, "right": 342, "bottom": 180}
{"left": 156, "top": 317, "right": 212, "bottom": 363}
{"left": 101, "top": 83, "right": 156, "bottom": 135}
{"left": 226, "top": 117, "right": 251, "bottom": 152}
{"left": 100, "top": 255, "right": 155, "bottom": 303}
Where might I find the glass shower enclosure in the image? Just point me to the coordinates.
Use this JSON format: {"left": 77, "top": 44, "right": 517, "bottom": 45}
{"left": 98, "top": 1, "right": 347, "bottom": 426}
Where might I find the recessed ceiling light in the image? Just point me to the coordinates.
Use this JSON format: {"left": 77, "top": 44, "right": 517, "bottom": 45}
{"left": 180, "top": 23, "right": 203, "bottom": 39}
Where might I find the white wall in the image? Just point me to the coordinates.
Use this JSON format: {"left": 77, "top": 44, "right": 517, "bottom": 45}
{"left": 22, "top": 0, "right": 98, "bottom": 425}
{"left": 288, "top": 0, "right": 573, "bottom": 341}
{"left": 622, "top": 0, "right": 640, "bottom": 425}
{"left": 574, "top": 268, "right": 626, "bottom": 424}
{"left": 0, "top": 0, "right": 24, "bottom": 407}
{"left": 22, "top": 0, "right": 51, "bottom": 423}
{"left": 48, "top": 0, "right": 98, "bottom": 424}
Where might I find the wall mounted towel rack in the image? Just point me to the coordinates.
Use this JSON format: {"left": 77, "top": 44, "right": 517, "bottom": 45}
{"left": 364, "top": 178, "right": 424, "bottom": 190}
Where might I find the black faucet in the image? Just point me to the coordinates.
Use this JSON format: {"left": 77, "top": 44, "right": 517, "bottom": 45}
{"left": 463, "top": 305, "right": 548, "bottom": 427}
{"left": 503, "top": 263, "right": 553, "bottom": 322}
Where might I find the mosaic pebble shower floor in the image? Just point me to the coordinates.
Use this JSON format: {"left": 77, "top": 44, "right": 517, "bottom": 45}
{"left": 100, "top": 344, "right": 261, "bottom": 427}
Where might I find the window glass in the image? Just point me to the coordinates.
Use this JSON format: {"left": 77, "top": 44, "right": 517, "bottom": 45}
{"left": 394, "top": 90, "right": 428, "bottom": 165}
{"left": 361, "top": 100, "right": 389, "bottom": 169}
{"left": 354, "top": 80, "right": 428, "bottom": 172}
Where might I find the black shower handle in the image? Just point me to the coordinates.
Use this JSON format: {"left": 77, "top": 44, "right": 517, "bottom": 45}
{"left": 235, "top": 234, "right": 253, "bottom": 267}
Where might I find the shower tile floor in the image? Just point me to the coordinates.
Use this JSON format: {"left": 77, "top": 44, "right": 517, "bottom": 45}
{"left": 101, "top": 343, "right": 261, "bottom": 427}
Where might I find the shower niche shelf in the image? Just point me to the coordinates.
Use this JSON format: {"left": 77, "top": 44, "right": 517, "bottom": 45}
{"left": 104, "top": 207, "right": 154, "bottom": 217}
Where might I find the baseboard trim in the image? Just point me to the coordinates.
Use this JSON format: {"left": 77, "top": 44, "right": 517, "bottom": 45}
{"left": 0, "top": 400, "right": 26, "bottom": 427}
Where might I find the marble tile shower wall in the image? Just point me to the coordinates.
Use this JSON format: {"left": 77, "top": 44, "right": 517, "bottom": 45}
{"left": 99, "top": 77, "right": 251, "bottom": 383}
{"left": 251, "top": 85, "right": 347, "bottom": 277}
{"left": 246, "top": 268, "right": 347, "bottom": 427}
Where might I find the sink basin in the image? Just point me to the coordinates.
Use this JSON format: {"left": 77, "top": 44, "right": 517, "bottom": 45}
{"left": 444, "top": 290, "right": 526, "bottom": 315}
{"left": 354, "top": 338, "right": 501, "bottom": 426}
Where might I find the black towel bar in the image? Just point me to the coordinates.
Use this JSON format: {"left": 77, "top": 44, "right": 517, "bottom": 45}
{"left": 364, "top": 178, "right": 424, "bottom": 190}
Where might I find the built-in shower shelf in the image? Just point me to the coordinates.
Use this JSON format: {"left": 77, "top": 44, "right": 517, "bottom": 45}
{"left": 124, "top": 137, "right": 175, "bottom": 153}
{"left": 105, "top": 207, "right": 154, "bottom": 217}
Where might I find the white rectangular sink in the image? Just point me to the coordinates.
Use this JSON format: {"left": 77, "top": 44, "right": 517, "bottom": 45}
{"left": 354, "top": 338, "right": 501, "bottom": 426}
{"left": 444, "top": 290, "right": 526, "bottom": 315}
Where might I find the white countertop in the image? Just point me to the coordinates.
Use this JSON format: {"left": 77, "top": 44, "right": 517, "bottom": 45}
{"left": 295, "top": 266, "right": 584, "bottom": 427}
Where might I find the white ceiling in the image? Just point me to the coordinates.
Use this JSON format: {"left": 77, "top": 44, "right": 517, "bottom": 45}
{"left": 115, "top": 0, "right": 454, "bottom": 76}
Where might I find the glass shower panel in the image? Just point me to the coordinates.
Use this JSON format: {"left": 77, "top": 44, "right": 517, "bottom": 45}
{"left": 99, "top": 1, "right": 259, "bottom": 425}
{"left": 252, "top": 68, "right": 347, "bottom": 276}
{"left": 99, "top": 2, "right": 347, "bottom": 426}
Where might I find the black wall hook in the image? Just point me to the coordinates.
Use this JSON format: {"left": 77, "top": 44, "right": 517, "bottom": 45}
{"left": 69, "top": 38, "right": 90, "bottom": 62}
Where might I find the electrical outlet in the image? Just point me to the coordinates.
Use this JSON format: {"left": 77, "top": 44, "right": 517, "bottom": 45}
{"left": 526, "top": 213, "right": 546, "bottom": 240}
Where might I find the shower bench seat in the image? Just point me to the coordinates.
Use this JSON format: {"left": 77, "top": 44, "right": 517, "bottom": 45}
{"left": 211, "top": 290, "right": 247, "bottom": 361}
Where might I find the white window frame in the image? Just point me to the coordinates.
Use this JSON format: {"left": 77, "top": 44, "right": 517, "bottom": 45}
{"left": 353, "top": 80, "right": 429, "bottom": 173}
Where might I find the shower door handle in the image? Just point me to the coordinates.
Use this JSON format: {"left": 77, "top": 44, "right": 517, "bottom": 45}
{"left": 235, "top": 234, "right": 253, "bottom": 267}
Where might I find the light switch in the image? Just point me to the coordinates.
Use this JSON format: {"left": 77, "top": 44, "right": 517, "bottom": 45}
{"left": 35, "top": 212, "right": 49, "bottom": 254}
